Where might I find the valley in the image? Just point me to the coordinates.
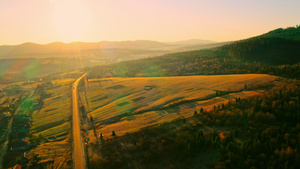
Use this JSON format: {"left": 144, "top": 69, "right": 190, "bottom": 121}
{"left": 0, "top": 25, "right": 299, "bottom": 169}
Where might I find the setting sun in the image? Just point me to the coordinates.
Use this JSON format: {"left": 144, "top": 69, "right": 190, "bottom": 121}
{"left": 52, "top": 0, "right": 91, "bottom": 42}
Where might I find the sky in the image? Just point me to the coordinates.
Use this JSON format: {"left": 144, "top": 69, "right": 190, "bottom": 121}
{"left": 0, "top": 0, "right": 299, "bottom": 45}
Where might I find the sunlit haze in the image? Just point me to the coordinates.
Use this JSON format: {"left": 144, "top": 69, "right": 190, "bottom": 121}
{"left": 1, "top": 0, "right": 300, "bottom": 45}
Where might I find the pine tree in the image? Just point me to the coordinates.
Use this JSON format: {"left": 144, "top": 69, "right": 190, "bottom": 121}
{"left": 111, "top": 130, "right": 116, "bottom": 136}
{"left": 200, "top": 108, "right": 204, "bottom": 113}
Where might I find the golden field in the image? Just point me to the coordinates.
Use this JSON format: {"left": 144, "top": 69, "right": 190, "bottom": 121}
{"left": 28, "top": 78, "right": 74, "bottom": 166}
{"left": 83, "top": 74, "right": 277, "bottom": 141}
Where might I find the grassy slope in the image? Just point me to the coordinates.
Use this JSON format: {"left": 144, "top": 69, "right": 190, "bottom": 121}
{"left": 87, "top": 79, "right": 300, "bottom": 169}
{"left": 30, "top": 78, "right": 73, "bottom": 139}
{"left": 84, "top": 74, "right": 276, "bottom": 141}
{"left": 26, "top": 78, "right": 74, "bottom": 166}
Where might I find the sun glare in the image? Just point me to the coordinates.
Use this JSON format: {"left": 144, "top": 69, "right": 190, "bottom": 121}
{"left": 52, "top": 0, "right": 91, "bottom": 42}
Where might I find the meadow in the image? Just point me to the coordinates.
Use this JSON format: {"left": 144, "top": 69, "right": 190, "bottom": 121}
{"left": 87, "top": 79, "right": 300, "bottom": 169}
{"left": 82, "top": 74, "right": 277, "bottom": 141}
{"left": 27, "top": 78, "right": 75, "bottom": 166}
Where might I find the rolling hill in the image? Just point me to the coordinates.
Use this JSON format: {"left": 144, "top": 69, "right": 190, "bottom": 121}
{"left": 166, "top": 39, "right": 217, "bottom": 45}
{"left": 0, "top": 39, "right": 225, "bottom": 83}
{"left": 87, "top": 26, "right": 300, "bottom": 79}
{"left": 221, "top": 26, "right": 300, "bottom": 64}
{"left": 0, "top": 40, "right": 222, "bottom": 59}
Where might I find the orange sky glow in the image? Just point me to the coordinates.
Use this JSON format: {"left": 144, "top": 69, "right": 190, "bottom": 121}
{"left": 0, "top": 0, "right": 300, "bottom": 45}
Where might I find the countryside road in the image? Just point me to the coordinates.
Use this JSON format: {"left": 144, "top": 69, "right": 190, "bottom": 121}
{"left": 72, "top": 73, "right": 87, "bottom": 169}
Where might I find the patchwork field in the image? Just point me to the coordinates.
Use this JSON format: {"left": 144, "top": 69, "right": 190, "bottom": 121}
{"left": 30, "top": 78, "right": 74, "bottom": 139}
{"left": 1, "top": 77, "right": 75, "bottom": 168}
{"left": 83, "top": 74, "right": 277, "bottom": 141}
{"left": 28, "top": 78, "right": 75, "bottom": 166}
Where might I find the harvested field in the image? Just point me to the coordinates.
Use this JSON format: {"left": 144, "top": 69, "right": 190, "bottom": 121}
{"left": 84, "top": 74, "right": 277, "bottom": 141}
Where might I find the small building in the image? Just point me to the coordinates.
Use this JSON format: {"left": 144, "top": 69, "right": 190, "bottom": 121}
{"left": 144, "top": 85, "right": 156, "bottom": 90}
{"left": 3, "top": 112, "right": 11, "bottom": 117}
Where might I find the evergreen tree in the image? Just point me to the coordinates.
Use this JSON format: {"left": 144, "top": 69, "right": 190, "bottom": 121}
{"left": 111, "top": 130, "right": 116, "bottom": 136}
{"left": 194, "top": 111, "right": 198, "bottom": 117}
{"left": 200, "top": 108, "right": 204, "bottom": 113}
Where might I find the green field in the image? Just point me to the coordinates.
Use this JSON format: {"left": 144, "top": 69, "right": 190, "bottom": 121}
{"left": 83, "top": 74, "right": 277, "bottom": 140}
{"left": 30, "top": 78, "right": 74, "bottom": 139}
{"left": 26, "top": 78, "right": 74, "bottom": 166}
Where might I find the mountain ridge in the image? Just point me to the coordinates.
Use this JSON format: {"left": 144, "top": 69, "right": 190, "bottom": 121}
{"left": 86, "top": 25, "right": 300, "bottom": 79}
{"left": 0, "top": 39, "right": 223, "bottom": 59}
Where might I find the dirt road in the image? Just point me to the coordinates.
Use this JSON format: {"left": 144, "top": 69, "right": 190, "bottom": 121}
{"left": 72, "top": 74, "right": 87, "bottom": 169}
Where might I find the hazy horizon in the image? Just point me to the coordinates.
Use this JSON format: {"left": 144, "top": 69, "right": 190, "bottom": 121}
{"left": 1, "top": 0, "right": 300, "bottom": 45}
{"left": 0, "top": 38, "right": 219, "bottom": 46}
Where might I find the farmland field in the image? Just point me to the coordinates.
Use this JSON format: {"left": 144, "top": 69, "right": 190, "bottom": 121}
{"left": 28, "top": 78, "right": 75, "bottom": 166}
{"left": 1, "top": 77, "right": 76, "bottom": 168}
{"left": 30, "top": 79, "right": 74, "bottom": 139}
{"left": 82, "top": 74, "right": 277, "bottom": 141}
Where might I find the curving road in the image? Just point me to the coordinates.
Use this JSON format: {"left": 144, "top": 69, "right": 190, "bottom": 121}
{"left": 72, "top": 73, "right": 87, "bottom": 169}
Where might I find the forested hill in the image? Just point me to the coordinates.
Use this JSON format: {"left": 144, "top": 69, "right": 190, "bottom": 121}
{"left": 87, "top": 26, "right": 300, "bottom": 79}
{"left": 220, "top": 26, "right": 300, "bottom": 64}
{"left": 262, "top": 26, "right": 300, "bottom": 40}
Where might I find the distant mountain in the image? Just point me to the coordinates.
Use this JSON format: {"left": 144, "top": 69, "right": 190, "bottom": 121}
{"left": 0, "top": 39, "right": 221, "bottom": 59}
{"left": 0, "top": 39, "right": 220, "bottom": 83}
{"left": 6, "top": 26, "right": 300, "bottom": 82}
{"left": 175, "top": 41, "right": 232, "bottom": 51}
{"left": 166, "top": 39, "right": 217, "bottom": 45}
{"left": 0, "top": 40, "right": 173, "bottom": 58}
{"left": 87, "top": 26, "right": 300, "bottom": 79}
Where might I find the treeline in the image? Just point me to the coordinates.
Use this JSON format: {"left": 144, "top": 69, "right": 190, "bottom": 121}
{"left": 263, "top": 26, "right": 300, "bottom": 40}
{"left": 86, "top": 50, "right": 300, "bottom": 79}
{"left": 88, "top": 80, "right": 300, "bottom": 169}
